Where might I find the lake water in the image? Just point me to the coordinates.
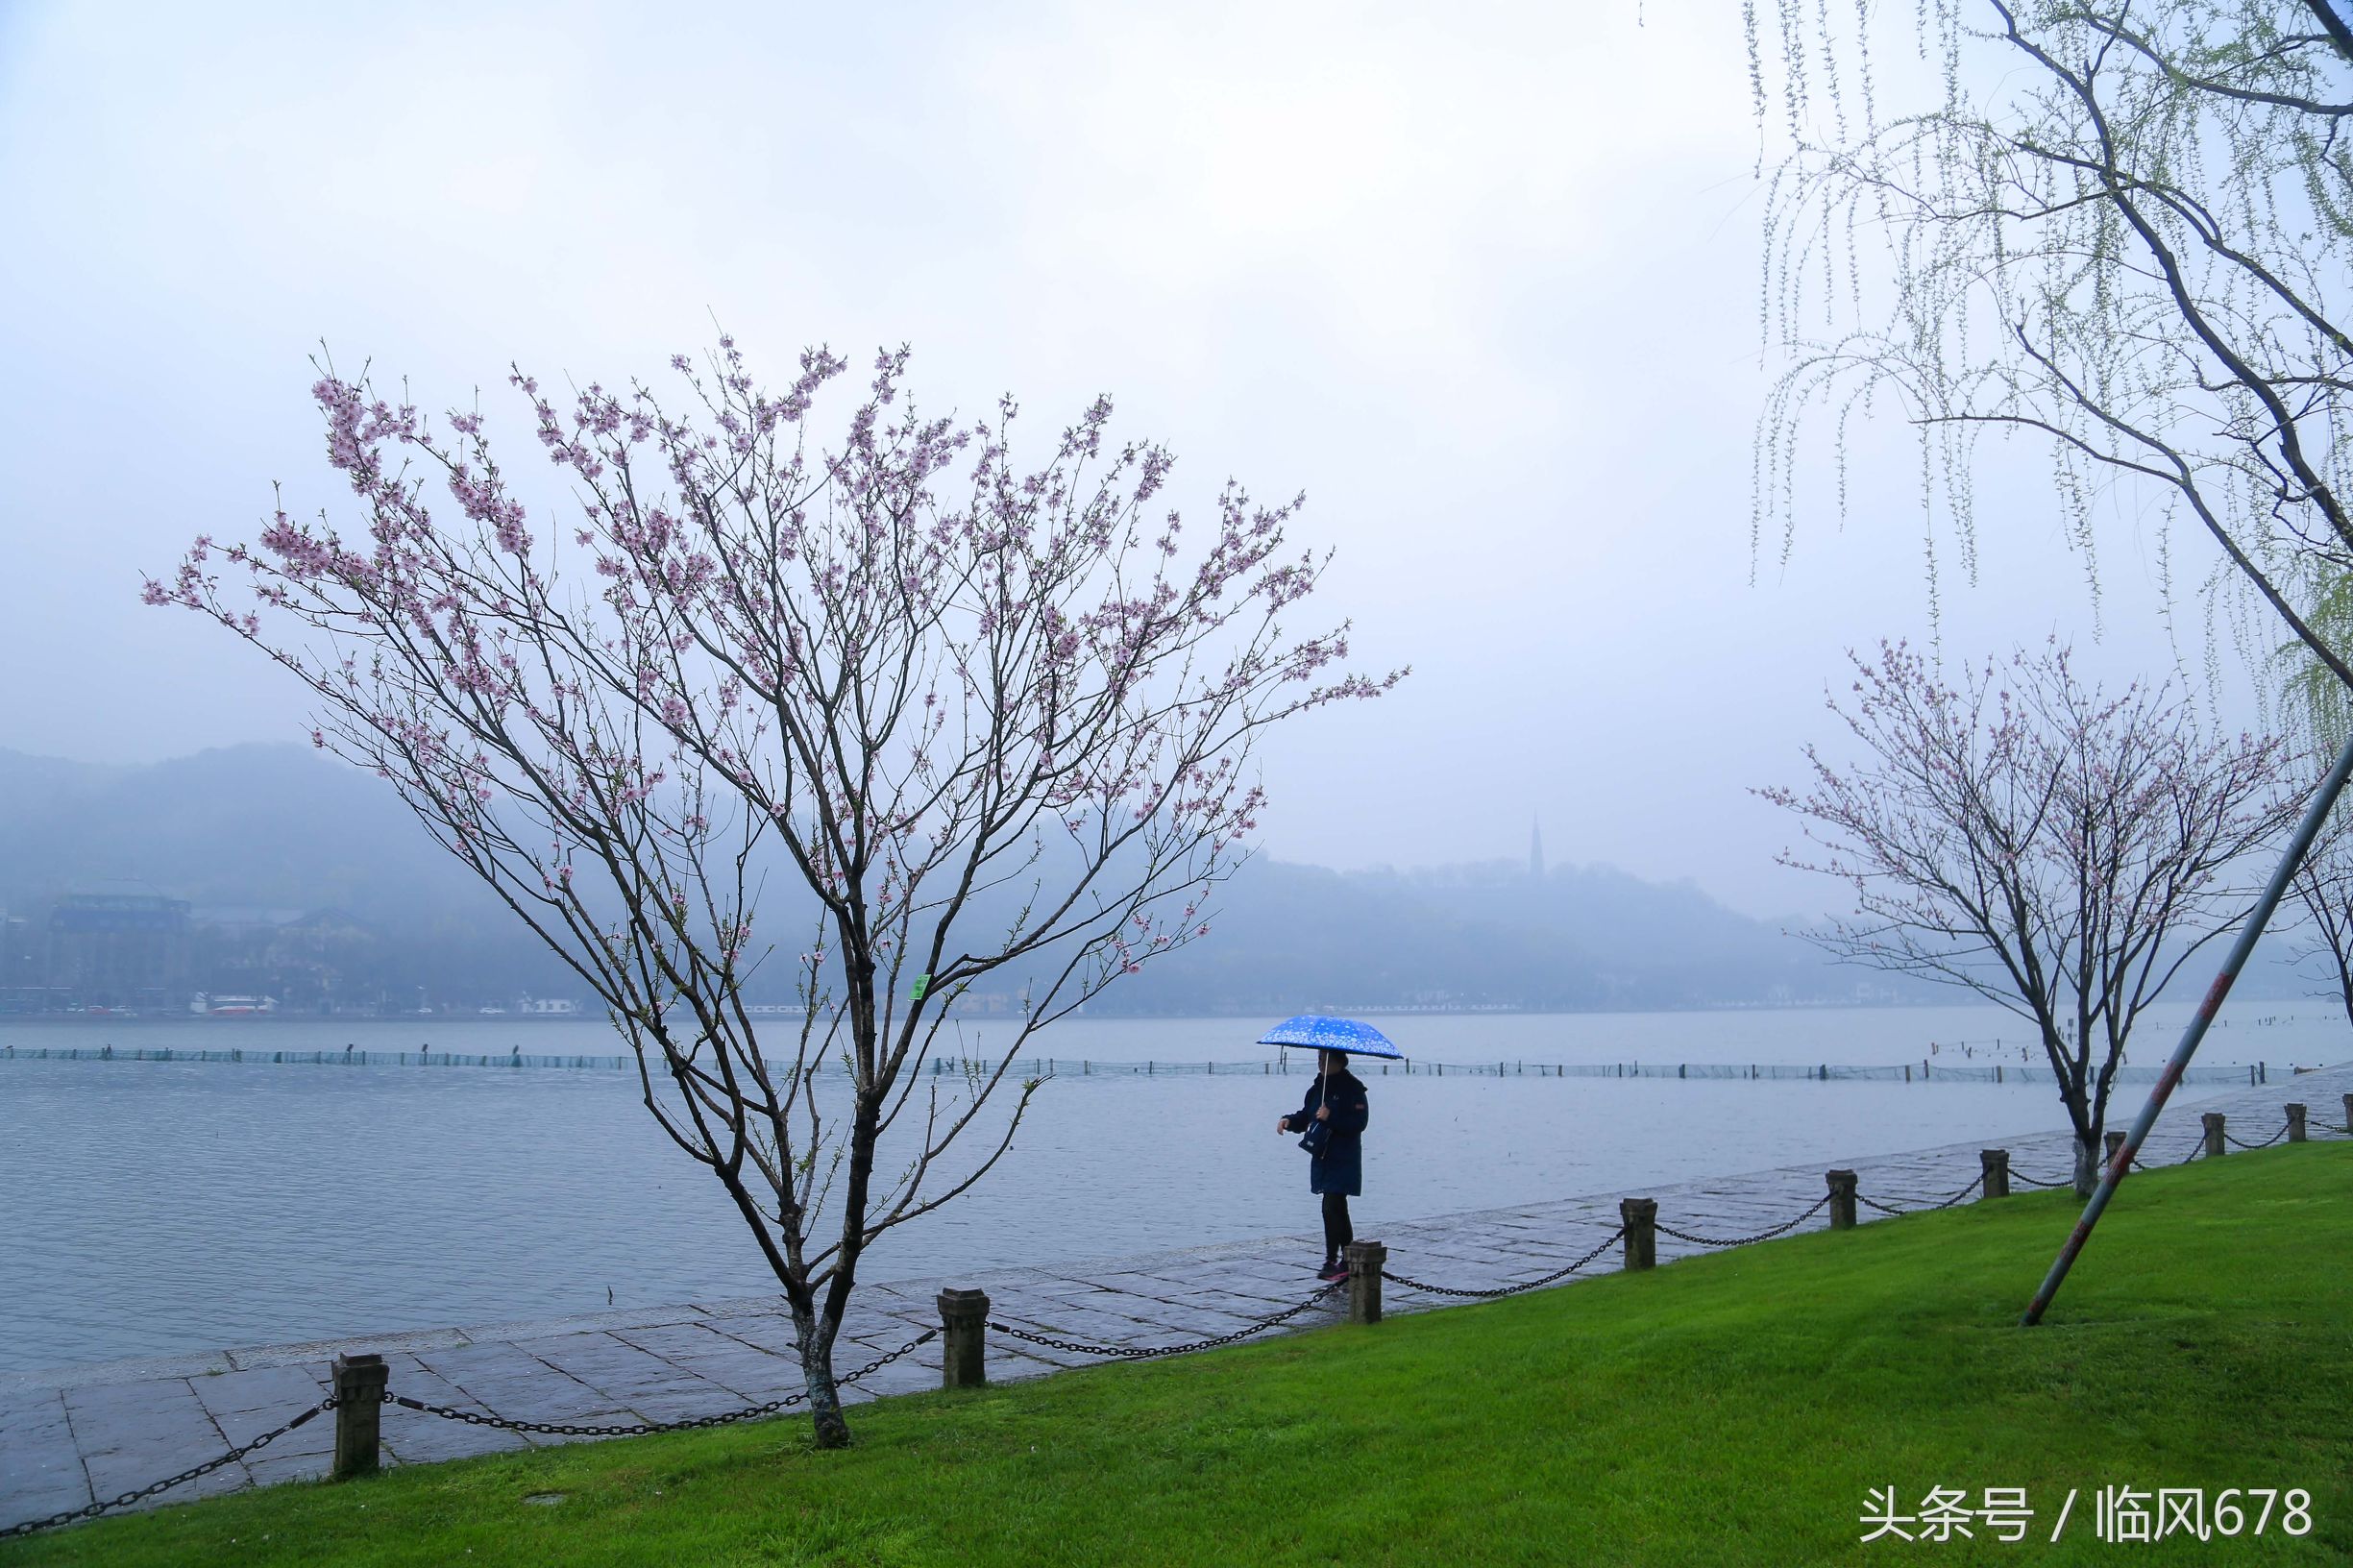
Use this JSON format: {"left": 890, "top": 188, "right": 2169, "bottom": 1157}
{"left": 1, "top": 1002, "right": 2338, "bottom": 1375}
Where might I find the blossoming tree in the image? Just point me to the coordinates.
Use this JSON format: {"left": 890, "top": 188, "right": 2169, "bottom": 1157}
{"left": 1762, "top": 641, "right": 2299, "bottom": 1195}
{"left": 147, "top": 339, "right": 1400, "bottom": 1445}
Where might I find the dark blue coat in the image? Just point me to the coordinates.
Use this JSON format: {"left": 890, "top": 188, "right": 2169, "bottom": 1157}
{"left": 1282, "top": 1070, "right": 1368, "bottom": 1196}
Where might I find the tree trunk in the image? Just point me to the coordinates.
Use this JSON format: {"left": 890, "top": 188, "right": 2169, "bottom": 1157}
{"left": 2337, "top": 939, "right": 2353, "bottom": 1032}
{"left": 2072, "top": 1132, "right": 2099, "bottom": 1199}
{"left": 793, "top": 1309, "right": 851, "bottom": 1449}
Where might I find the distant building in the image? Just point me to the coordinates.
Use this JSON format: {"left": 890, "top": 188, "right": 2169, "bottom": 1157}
{"left": 45, "top": 893, "right": 192, "bottom": 1008}
{"left": 0, "top": 907, "right": 47, "bottom": 1010}
{"left": 190, "top": 992, "right": 277, "bottom": 1017}
{"left": 195, "top": 906, "right": 309, "bottom": 938}
{"left": 168, "top": 906, "right": 381, "bottom": 1015}
{"left": 949, "top": 990, "right": 1027, "bottom": 1015}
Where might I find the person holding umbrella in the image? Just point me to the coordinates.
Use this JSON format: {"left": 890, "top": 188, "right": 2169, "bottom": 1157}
{"left": 1263, "top": 1015, "right": 1398, "bottom": 1281}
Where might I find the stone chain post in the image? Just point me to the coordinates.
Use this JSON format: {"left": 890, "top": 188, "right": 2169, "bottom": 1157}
{"left": 2343, "top": 1093, "right": 2352, "bottom": 1133}
{"left": 330, "top": 1353, "right": 388, "bottom": 1481}
{"left": 2105, "top": 1130, "right": 2127, "bottom": 1166}
{"left": 1344, "top": 1240, "right": 1385, "bottom": 1325}
{"left": 1979, "top": 1149, "right": 2009, "bottom": 1200}
{"left": 1619, "top": 1198, "right": 1656, "bottom": 1271}
{"left": 2286, "top": 1103, "right": 2307, "bottom": 1143}
{"left": 938, "top": 1288, "right": 989, "bottom": 1389}
{"left": 1826, "top": 1170, "right": 1857, "bottom": 1230}
{"left": 2202, "top": 1113, "right": 2227, "bottom": 1159}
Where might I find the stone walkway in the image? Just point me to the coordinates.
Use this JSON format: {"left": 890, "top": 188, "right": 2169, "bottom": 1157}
{"left": 6, "top": 1066, "right": 2347, "bottom": 1533}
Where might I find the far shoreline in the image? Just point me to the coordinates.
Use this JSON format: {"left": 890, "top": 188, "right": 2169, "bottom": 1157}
{"left": 0, "top": 992, "right": 2325, "bottom": 1027}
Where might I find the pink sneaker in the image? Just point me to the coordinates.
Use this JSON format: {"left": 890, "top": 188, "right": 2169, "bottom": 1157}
{"left": 1317, "top": 1262, "right": 1350, "bottom": 1282}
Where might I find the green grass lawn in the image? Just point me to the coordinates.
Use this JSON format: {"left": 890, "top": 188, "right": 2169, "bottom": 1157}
{"left": 10, "top": 1146, "right": 2352, "bottom": 1567}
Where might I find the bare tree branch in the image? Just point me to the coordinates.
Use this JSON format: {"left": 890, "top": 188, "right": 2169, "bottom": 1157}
{"left": 145, "top": 338, "right": 1404, "bottom": 1447}
{"left": 1761, "top": 640, "right": 2302, "bottom": 1192}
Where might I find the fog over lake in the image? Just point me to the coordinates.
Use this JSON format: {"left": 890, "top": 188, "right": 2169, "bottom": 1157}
{"left": 3, "top": 1003, "right": 2330, "bottom": 1375}
{"left": 3, "top": 0, "right": 2335, "bottom": 1382}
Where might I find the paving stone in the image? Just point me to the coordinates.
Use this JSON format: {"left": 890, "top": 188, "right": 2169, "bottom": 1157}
{"left": 984, "top": 1353, "right": 1067, "bottom": 1381}
{"left": 223, "top": 1327, "right": 473, "bottom": 1372}
{"left": 0, "top": 1390, "right": 89, "bottom": 1530}
{"left": 380, "top": 1407, "right": 534, "bottom": 1464}
{"left": 1004, "top": 1301, "right": 1181, "bottom": 1339}
{"left": 508, "top": 1332, "right": 744, "bottom": 1425}
{"left": 449, "top": 1303, "right": 714, "bottom": 1343}
{"left": 1140, "top": 1289, "right": 1290, "bottom": 1322}
{"left": 376, "top": 1350, "right": 482, "bottom": 1410}
{"left": 62, "top": 1379, "right": 219, "bottom": 1464}
{"left": 203, "top": 1395, "right": 333, "bottom": 1463}
{"left": 351, "top": 1351, "right": 534, "bottom": 1464}
{"left": 0, "top": 1388, "right": 75, "bottom": 1445}
{"left": 1, "top": 1481, "right": 98, "bottom": 1532}
{"left": 0, "top": 1349, "right": 233, "bottom": 1397}
{"left": 109, "top": 1459, "right": 254, "bottom": 1513}
{"left": 241, "top": 1449, "right": 334, "bottom": 1486}
{"left": 63, "top": 1378, "right": 253, "bottom": 1515}
{"left": 836, "top": 1311, "right": 933, "bottom": 1344}
{"left": 188, "top": 1365, "right": 331, "bottom": 1430}
{"left": 704, "top": 1311, "right": 804, "bottom": 1360}
{"left": 409, "top": 1341, "right": 630, "bottom": 1433}
{"left": 844, "top": 1356, "right": 940, "bottom": 1399}
{"left": 608, "top": 1323, "right": 802, "bottom": 1404}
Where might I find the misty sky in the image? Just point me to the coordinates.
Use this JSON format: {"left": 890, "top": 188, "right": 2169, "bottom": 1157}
{"left": 0, "top": 2, "right": 2267, "bottom": 919}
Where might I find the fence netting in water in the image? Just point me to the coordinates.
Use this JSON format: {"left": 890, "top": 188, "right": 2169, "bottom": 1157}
{"left": 0, "top": 1044, "right": 2284, "bottom": 1087}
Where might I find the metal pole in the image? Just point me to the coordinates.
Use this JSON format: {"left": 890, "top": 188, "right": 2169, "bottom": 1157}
{"left": 2021, "top": 729, "right": 2353, "bottom": 1326}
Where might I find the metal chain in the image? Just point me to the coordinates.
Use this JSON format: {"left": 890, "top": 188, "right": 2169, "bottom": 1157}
{"left": 2, "top": 1397, "right": 334, "bottom": 1539}
{"left": 1930, "top": 1172, "right": 1986, "bottom": 1208}
{"left": 2224, "top": 1124, "right": 2290, "bottom": 1150}
{"left": 1383, "top": 1225, "right": 1628, "bottom": 1299}
{"left": 988, "top": 1279, "right": 1345, "bottom": 1360}
{"left": 2017, "top": 1135, "right": 2210, "bottom": 1184}
{"left": 1655, "top": 1190, "right": 1835, "bottom": 1248}
{"left": 391, "top": 1328, "right": 937, "bottom": 1439}
{"left": 1855, "top": 1172, "right": 1983, "bottom": 1216}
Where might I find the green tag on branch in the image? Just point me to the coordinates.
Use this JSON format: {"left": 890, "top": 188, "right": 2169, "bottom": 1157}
{"left": 911, "top": 973, "right": 930, "bottom": 1002}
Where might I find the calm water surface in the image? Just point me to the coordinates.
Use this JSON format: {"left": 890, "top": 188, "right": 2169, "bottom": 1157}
{"left": 1, "top": 1003, "right": 2336, "bottom": 1374}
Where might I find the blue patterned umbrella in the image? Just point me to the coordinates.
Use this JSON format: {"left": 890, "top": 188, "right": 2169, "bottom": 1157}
{"left": 1256, "top": 1014, "right": 1405, "bottom": 1059}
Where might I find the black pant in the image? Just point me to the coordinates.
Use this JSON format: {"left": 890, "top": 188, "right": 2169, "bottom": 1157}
{"left": 1321, "top": 1192, "right": 1353, "bottom": 1262}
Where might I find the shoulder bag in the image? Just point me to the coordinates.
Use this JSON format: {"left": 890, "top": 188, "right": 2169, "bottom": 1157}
{"left": 1296, "top": 1078, "right": 1331, "bottom": 1155}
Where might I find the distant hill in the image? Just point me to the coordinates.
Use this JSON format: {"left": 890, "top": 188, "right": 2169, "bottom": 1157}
{"left": 1096, "top": 857, "right": 1864, "bottom": 1013}
{"left": 0, "top": 744, "right": 573, "bottom": 1005}
{"left": 0, "top": 749, "right": 135, "bottom": 825}
{"left": 1, "top": 744, "right": 464, "bottom": 911}
{"left": 0, "top": 744, "right": 2315, "bottom": 1014}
